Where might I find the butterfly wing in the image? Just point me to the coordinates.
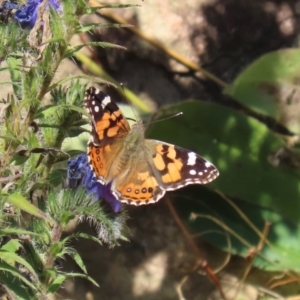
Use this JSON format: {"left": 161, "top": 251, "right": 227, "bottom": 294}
{"left": 85, "top": 87, "right": 130, "bottom": 184}
{"left": 111, "top": 140, "right": 219, "bottom": 205}
{"left": 111, "top": 149, "right": 166, "bottom": 205}
{"left": 150, "top": 140, "right": 219, "bottom": 190}
{"left": 88, "top": 141, "right": 124, "bottom": 185}
{"left": 84, "top": 87, "right": 130, "bottom": 146}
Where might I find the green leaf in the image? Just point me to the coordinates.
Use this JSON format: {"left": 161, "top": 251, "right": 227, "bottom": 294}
{"left": 62, "top": 132, "right": 89, "bottom": 153}
{"left": 147, "top": 100, "right": 300, "bottom": 271}
{"left": 64, "top": 42, "right": 126, "bottom": 59}
{"left": 10, "top": 153, "right": 30, "bottom": 165}
{"left": 76, "top": 22, "right": 132, "bottom": 33}
{"left": 0, "top": 228, "right": 39, "bottom": 237}
{"left": 62, "top": 233, "right": 102, "bottom": 273}
{"left": 173, "top": 186, "right": 300, "bottom": 272}
{"left": 225, "top": 49, "right": 300, "bottom": 133}
{"left": 35, "top": 104, "right": 86, "bottom": 119}
{"left": 22, "top": 241, "right": 44, "bottom": 273}
{"left": 66, "top": 126, "right": 87, "bottom": 137}
{"left": 147, "top": 101, "right": 300, "bottom": 223}
{"left": 0, "top": 260, "right": 37, "bottom": 292}
{"left": 49, "top": 242, "right": 63, "bottom": 257}
{"left": 47, "top": 271, "right": 100, "bottom": 293}
{"left": 48, "top": 169, "right": 67, "bottom": 186}
{"left": 0, "top": 134, "right": 22, "bottom": 144}
{"left": 0, "top": 251, "right": 38, "bottom": 278}
{"left": 65, "top": 149, "right": 87, "bottom": 157}
{"left": 47, "top": 274, "right": 67, "bottom": 294}
{"left": 68, "top": 249, "right": 87, "bottom": 274}
{"left": 6, "top": 57, "right": 22, "bottom": 100}
{"left": 62, "top": 272, "right": 99, "bottom": 287}
{"left": 47, "top": 74, "right": 116, "bottom": 92}
{"left": 0, "top": 239, "right": 21, "bottom": 252}
{"left": 0, "top": 273, "right": 34, "bottom": 300}
{"left": 64, "top": 232, "right": 102, "bottom": 246}
{"left": 90, "top": 3, "right": 140, "bottom": 10}
{"left": 43, "top": 267, "right": 57, "bottom": 279}
{"left": 7, "top": 193, "right": 53, "bottom": 223}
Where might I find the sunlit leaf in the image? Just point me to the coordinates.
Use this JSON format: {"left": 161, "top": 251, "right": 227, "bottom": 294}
{"left": 7, "top": 193, "right": 53, "bottom": 223}
{"left": 47, "top": 274, "right": 67, "bottom": 294}
{"left": 226, "top": 49, "right": 300, "bottom": 134}
{"left": 0, "top": 239, "right": 21, "bottom": 252}
{"left": 173, "top": 186, "right": 300, "bottom": 271}
{"left": 0, "top": 251, "right": 38, "bottom": 277}
{"left": 64, "top": 42, "right": 126, "bottom": 59}
{"left": 147, "top": 101, "right": 300, "bottom": 222}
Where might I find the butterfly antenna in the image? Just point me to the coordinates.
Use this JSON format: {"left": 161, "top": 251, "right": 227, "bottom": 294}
{"left": 144, "top": 112, "right": 183, "bottom": 127}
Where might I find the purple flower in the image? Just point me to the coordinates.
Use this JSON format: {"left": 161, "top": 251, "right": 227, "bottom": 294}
{"left": 14, "top": 0, "right": 62, "bottom": 29}
{"left": 0, "top": 1, "right": 20, "bottom": 22}
{"left": 67, "top": 154, "right": 122, "bottom": 213}
{"left": 1, "top": 1, "right": 20, "bottom": 10}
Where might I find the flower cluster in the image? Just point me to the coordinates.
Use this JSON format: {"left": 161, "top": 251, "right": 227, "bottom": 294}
{"left": 67, "top": 154, "right": 122, "bottom": 213}
{"left": 0, "top": 1, "right": 20, "bottom": 22}
{"left": 0, "top": 0, "right": 62, "bottom": 28}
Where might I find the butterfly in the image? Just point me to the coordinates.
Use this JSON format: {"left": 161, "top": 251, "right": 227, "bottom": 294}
{"left": 84, "top": 87, "right": 219, "bottom": 206}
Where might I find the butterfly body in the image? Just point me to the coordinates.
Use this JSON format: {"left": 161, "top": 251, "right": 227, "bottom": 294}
{"left": 85, "top": 87, "right": 219, "bottom": 206}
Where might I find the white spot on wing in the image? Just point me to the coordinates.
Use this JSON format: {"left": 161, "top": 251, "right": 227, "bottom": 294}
{"left": 187, "top": 152, "right": 197, "bottom": 165}
{"left": 101, "top": 96, "right": 111, "bottom": 109}
{"left": 205, "top": 161, "right": 212, "bottom": 168}
{"left": 94, "top": 106, "right": 99, "bottom": 112}
{"left": 189, "top": 170, "right": 196, "bottom": 175}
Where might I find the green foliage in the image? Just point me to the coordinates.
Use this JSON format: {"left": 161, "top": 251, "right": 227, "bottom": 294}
{"left": 225, "top": 49, "right": 300, "bottom": 134}
{"left": 173, "top": 186, "right": 300, "bottom": 272}
{"left": 146, "top": 52, "right": 300, "bottom": 274}
{"left": 0, "top": 1, "right": 129, "bottom": 298}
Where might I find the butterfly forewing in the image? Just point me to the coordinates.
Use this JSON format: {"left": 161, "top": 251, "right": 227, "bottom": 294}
{"left": 84, "top": 87, "right": 130, "bottom": 146}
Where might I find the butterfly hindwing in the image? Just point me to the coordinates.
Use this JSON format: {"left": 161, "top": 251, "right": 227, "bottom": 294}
{"left": 112, "top": 162, "right": 166, "bottom": 205}
{"left": 87, "top": 143, "right": 112, "bottom": 185}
